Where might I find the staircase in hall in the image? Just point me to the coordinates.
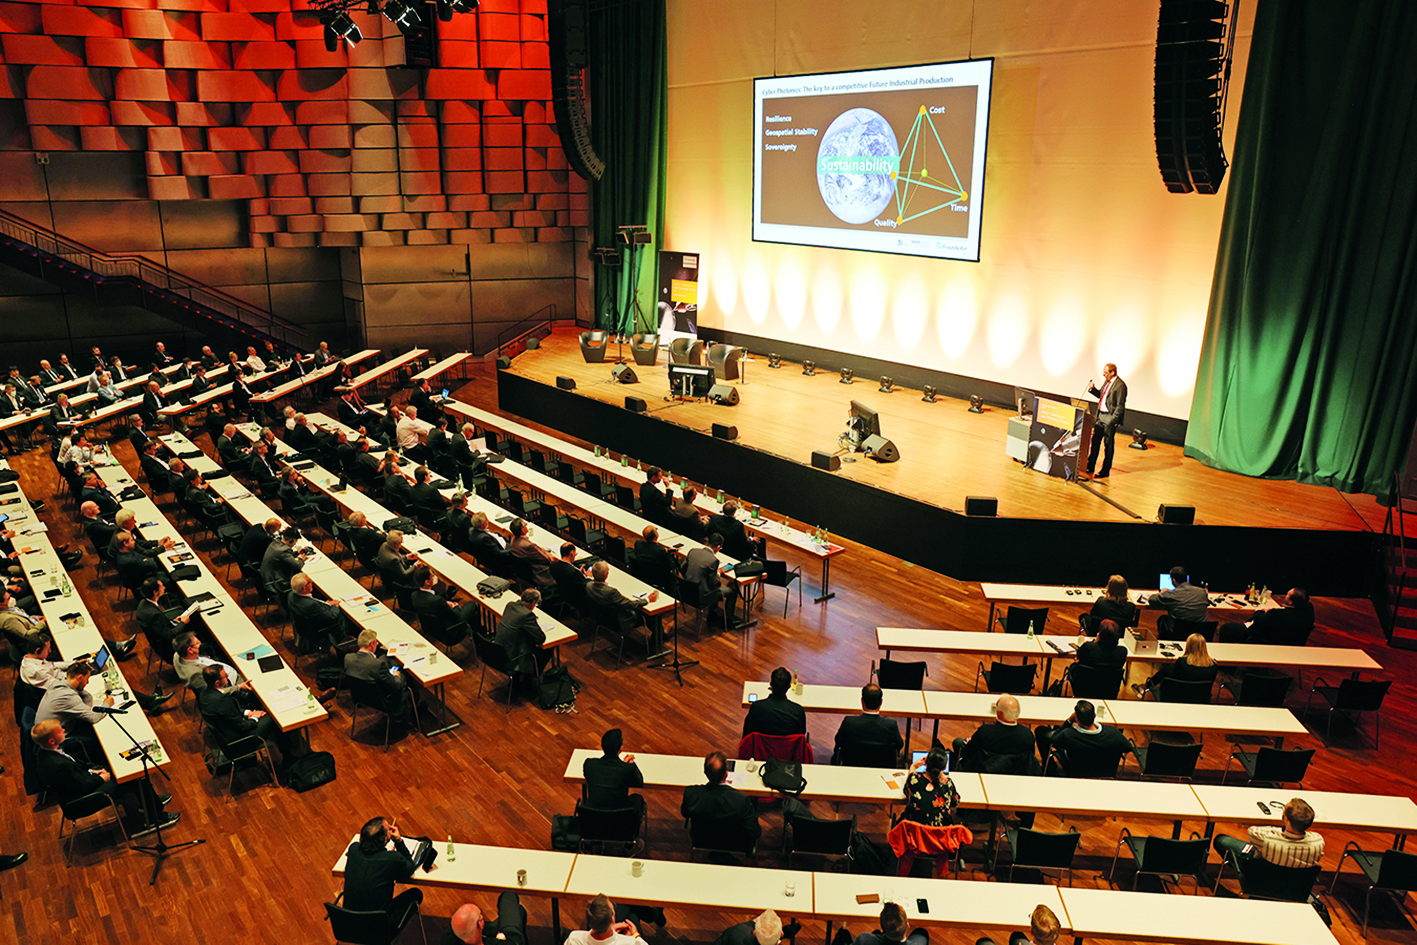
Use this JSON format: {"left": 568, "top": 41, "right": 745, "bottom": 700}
{"left": 0, "top": 209, "right": 308, "bottom": 353}
{"left": 1383, "top": 468, "right": 1417, "bottom": 649}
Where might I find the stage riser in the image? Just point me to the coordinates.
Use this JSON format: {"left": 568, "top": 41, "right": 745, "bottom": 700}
{"left": 499, "top": 371, "right": 1378, "bottom": 598}
{"left": 697, "top": 326, "right": 1189, "bottom": 447}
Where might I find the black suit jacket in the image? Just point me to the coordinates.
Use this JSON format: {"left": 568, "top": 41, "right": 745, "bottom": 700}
{"left": 289, "top": 591, "right": 347, "bottom": 639}
{"left": 582, "top": 753, "right": 645, "bottom": 808}
{"left": 342, "top": 839, "right": 418, "bottom": 913}
{"left": 586, "top": 580, "right": 646, "bottom": 632}
{"left": 136, "top": 598, "right": 182, "bottom": 646}
{"left": 198, "top": 685, "right": 260, "bottom": 743}
{"left": 79, "top": 485, "right": 119, "bottom": 517}
{"left": 956, "top": 721, "right": 1037, "bottom": 770}
{"left": 240, "top": 525, "right": 276, "bottom": 564}
{"left": 706, "top": 513, "right": 754, "bottom": 560}
{"left": 714, "top": 923, "right": 758, "bottom": 945}
{"left": 82, "top": 515, "right": 119, "bottom": 551}
{"left": 1247, "top": 603, "right": 1315, "bottom": 646}
{"left": 36, "top": 746, "right": 107, "bottom": 803}
{"left": 742, "top": 691, "right": 807, "bottom": 738}
{"left": 467, "top": 529, "right": 506, "bottom": 569}
{"left": 410, "top": 481, "right": 446, "bottom": 512}
{"left": 680, "top": 782, "right": 761, "bottom": 839}
{"left": 1087, "top": 377, "right": 1127, "bottom": 427}
{"left": 639, "top": 481, "right": 670, "bottom": 523}
{"left": 833, "top": 713, "right": 904, "bottom": 759}
{"left": 631, "top": 540, "right": 677, "bottom": 585}
{"left": 495, "top": 602, "right": 545, "bottom": 674}
{"left": 115, "top": 549, "right": 161, "bottom": 585}
{"left": 260, "top": 541, "right": 305, "bottom": 588}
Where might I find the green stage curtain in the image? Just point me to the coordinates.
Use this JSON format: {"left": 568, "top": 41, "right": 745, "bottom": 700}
{"left": 1184, "top": 0, "right": 1417, "bottom": 496}
{"left": 589, "top": 0, "right": 667, "bottom": 336}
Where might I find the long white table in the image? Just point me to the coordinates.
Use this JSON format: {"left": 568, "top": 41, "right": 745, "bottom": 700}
{"left": 251, "top": 349, "right": 378, "bottom": 405}
{"left": 343, "top": 348, "right": 429, "bottom": 392}
{"left": 979, "top": 582, "right": 1256, "bottom": 630}
{"left": 1058, "top": 886, "right": 1337, "bottom": 945}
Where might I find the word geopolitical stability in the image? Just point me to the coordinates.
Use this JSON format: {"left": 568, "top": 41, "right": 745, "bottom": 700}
{"left": 764, "top": 117, "right": 819, "bottom": 153}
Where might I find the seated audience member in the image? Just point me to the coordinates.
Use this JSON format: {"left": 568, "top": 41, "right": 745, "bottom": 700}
{"left": 396, "top": 405, "right": 427, "bottom": 459}
{"left": 585, "top": 561, "right": 648, "bottom": 633}
{"left": 259, "top": 526, "right": 306, "bottom": 589}
{"left": 669, "top": 487, "right": 704, "bottom": 540}
{"left": 425, "top": 415, "right": 451, "bottom": 456}
{"left": 246, "top": 439, "right": 279, "bottom": 492}
{"left": 376, "top": 528, "right": 419, "bottom": 587}
{"left": 216, "top": 423, "right": 249, "bottom": 466}
{"left": 279, "top": 467, "right": 333, "bottom": 517}
{"left": 198, "top": 345, "right": 219, "bottom": 369}
{"left": 135, "top": 577, "right": 191, "bottom": 649}
{"left": 444, "top": 491, "right": 473, "bottom": 543}
{"left": 19, "top": 636, "right": 73, "bottom": 692}
{"left": 410, "top": 565, "right": 475, "bottom": 634}
{"left": 631, "top": 525, "right": 677, "bottom": 587}
{"left": 93, "top": 372, "right": 122, "bottom": 406}
{"left": 35, "top": 661, "right": 168, "bottom": 761}
{"left": 1218, "top": 588, "right": 1314, "bottom": 645}
{"left": 4, "top": 588, "right": 134, "bottom": 658}
{"left": 32, "top": 718, "right": 180, "bottom": 836}
{"left": 313, "top": 341, "right": 332, "bottom": 367}
{"left": 566, "top": 893, "right": 651, "bottom": 945}
{"left": 683, "top": 533, "right": 727, "bottom": 612}
{"left": 79, "top": 470, "right": 119, "bottom": 517}
{"left": 443, "top": 895, "right": 529, "bottom": 945}
{"left": 507, "top": 518, "right": 554, "bottom": 585}
{"left": 172, "top": 631, "right": 247, "bottom": 694}
{"left": 48, "top": 393, "right": 84, "bottom": 434}
{"left": 37, "top": 359, "right": 63, "bottom": 385}
{"left": 742, "top": 666, "right": 806, "bottom": 738}
{"left": 1075, "top": 619, "right": 1127, "bottom": 669}
{"left": 1138, "top": 632, "right": 1217, "bottom": 695}
{"left": 841, "top": 901, "right": 928, "bottom": 945}
{"left": 184, "top": 472, "right": 225, "bottom": 516}
{"left": 288, "top": 573, "right": 351, "bottom": 651}
{"left": 1091, "top": 575, "right": 1139, "bottom": 627}
{"left": 345, "top": 629, "right": 416, "bottom": 729}
{"left": 409, "top": 465, "right": 447, "bottom": 515}
{"left": 382, "top": 454, "right": 415, "bottom": 510}
{"left": 713, "top": 910, "right": 802, "bottom": 945}
{"left": 494, "top": 589, "right": 549, "bottom": 675}
{"left": 680, "top": 750, "right": 761, "bottom": 846}
{"left": 550, "top": 541, "right": 589, "bottom": 590}
{"left": 409, "top": 378, "right": 444, "bottom": 419}
{"left": 128, "top": 414, "right": 167, "bottom": 457}
{"left": 894, "top": 746, "right": 962, "bottom": 877}
{"left": 833, "top": 682, "right": 903, "bottom": 765}
{"left": 466, "top": 511, "right": 508, "bottom": 569}
{"left": 706, "top": 501, "right": 755, "bottom": 560}
{"left": 1146, "top": 566, "right": 1210, "bottom": 623}
{"left": 344, "top": 510, "right": 386, "bottom": 563}
{"left": 1034, "top": 700, "right": 1131, "bottom": 777}
{"left": 243, "top": 345, "right": 266, "bottom": 373}
{"left": 952, "top": 694, "right": 1036, "bottom": 771}
{"left": 114, "top": 509, "right": 174, "bottom": 558}
{"left": 582, "top": 727, "right": 646, "bottom": 813}
{"left": 154, "top": 341, "right": 174, "bottom": 365}
{"left": 974, "top": 904, "right": 1061, "bottom": 945}
{"left": 199, "top": 664, "right": 301, "bottom": 767}
{"left": 241, "top": 518, "right": 282, "bottom": 565}
{"left": 342, "top": 816, "right": 424, "bottom": 924}
{"left": 638, "top": 467, "right": 670, "bottom": 524}
{"left": 1211, "top": 796, "right": 1325, "bottom": 868}
{"left": 113, "top": 530, "right": 165, "bottom": 587}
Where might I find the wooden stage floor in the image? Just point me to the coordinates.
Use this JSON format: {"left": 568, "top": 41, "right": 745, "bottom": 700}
{"left": 511, "top": 330, "right": 1385, "bottom": 532}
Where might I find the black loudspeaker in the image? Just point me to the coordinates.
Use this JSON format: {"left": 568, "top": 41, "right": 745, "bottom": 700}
{"left": 861, "top": 434, "right": 900, "bottom": 463}
{"left": 1157, "top": 504, "right": 1196, "bottom": 525}
{"left": 811, "top": 450, "right": 841, "bottom": 472}
{"left": 1154, "top": 0, "right": 1230, "bottom": 194}
{"left": 708, "top": 384, "right": 739, "bottom": 405}
{"left": 548, "top": 0, "right": 604, "bottom": 180}
{"left": 965, "top": 496, "right": 998, "bottom": 517}
{"left": 625, "top": 396, "right": 647, "bottom": 413}
{"left": 525, "top": 337, "right": 541, "bottom": 350}
{"left": 611, "top": 364, "right": 638, "bottom": 384}
{"left": 495, "top": 356, "right": 512, "bottom": 370}
{"left": 712, "top": 423, "right": 737, "bottom": 440}
{"left": 555, "top": 375, "right": 576, "bottom": 390}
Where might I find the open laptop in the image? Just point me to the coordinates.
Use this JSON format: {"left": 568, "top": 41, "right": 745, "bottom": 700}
{"left": 910, "top": 749, "right": 950, "bottom": 773}
{"left": 440, "top": 388, "right": 450, "bottom": 400}
{"left": 91, "top": 643, "right": 111, "bottom": 673}
{"left": 1158, "top": 571, "right": 1188, "bottom": 591}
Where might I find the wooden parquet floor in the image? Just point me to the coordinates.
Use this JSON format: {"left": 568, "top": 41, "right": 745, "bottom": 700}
{"left": 1, "top": 362, "right": 1412, "bottom": 945}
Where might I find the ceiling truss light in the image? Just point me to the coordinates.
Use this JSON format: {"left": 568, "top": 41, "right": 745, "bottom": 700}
{"left": 382, "top": 0, "right": 422, "bottom": 28}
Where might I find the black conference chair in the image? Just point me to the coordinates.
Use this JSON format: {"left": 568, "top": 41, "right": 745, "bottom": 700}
{"left": 996, "top": 606, "right": 1048, "bottom": 635}
{"left": 1219, "top": 670, "right": 1293, "bottom": 707}
{"left": 347, "top": 677, "right": 418, "bottom": 753}
{"left": 1223, "top": 746, "right": 1314, "bottom": 787}
{"left": 783, "top": 810, "right": 855, "bottom": 870}
{"left": 875, "top": 657, "right": 928, "bottom": 739}
{"left": 1328, "top": 842, "right": 1417, "bottom": 938}
{"left": 975, "top": 660, "right": 1036, "bottom": 695}
{"left": 1157, "top": 616, "right": 1218, "bottom": 642}
{"left": 1304, "top": 676, "right": 1391, "bottom": 748}
{"left": 761, "top": 559, "right": 802, "bottom": 614}
{"left": 995, "top": 825, "right": 1082, "bottom": 885}
{"left": 575, "top": 801, "right": 646, "bottom": 856}
{"left": 1065, "top": 662, "right": 1124, "bottom": 699}
{"left": 324, "top": 891, "right": 423, "bottom": 945}
{"left": 1130, "top": 739, "right": 1203, "bottom": 782}
{"left": 1215, "top": 850, "right": 1320, "bottom": 903}
{"left": 1155, "top": 676, "right": 1213, "bottom": 704}
{"left": 1109, "top": 827, "right": 1209, "bottom": 892}
{"left": 57, "top": 790, "right": 129, "bottom": 865}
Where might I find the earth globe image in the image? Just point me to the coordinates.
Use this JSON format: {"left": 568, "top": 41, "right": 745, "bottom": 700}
{"left": 816, "top": 107, "right": 900, "bottom": 225}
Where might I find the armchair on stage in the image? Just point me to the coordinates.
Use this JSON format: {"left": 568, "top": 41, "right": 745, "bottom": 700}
{"left": 669, "top": 338, "right": 704, "bottom": 365}
{"left": 630, "top": 333, "right": 660, "bottom": 366}
{"left": 708, "top": 344, "right": 745, "bottom": 381}
{"left": 578, "top": 331, "right": 608, "bottom": 364}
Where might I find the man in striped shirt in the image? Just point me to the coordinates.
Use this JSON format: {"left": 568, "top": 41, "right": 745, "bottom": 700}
{"left": 1213, "top": 796, "right": 1325, "bottom": 868}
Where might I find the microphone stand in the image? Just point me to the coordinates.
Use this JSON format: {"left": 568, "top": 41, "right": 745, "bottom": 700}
{"left": 103, "top": 709, "right": 206, "bottom": 884}
{"left": 649, "top": 602, "right": 698, "bottom": 686}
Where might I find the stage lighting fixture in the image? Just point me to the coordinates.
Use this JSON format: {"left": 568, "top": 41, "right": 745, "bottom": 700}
{"left": 839, "top": 367, "right": 854, "bottom": 384}
{"left": 969, "top": 394, "right": 984, "bottom": 413}
{"left": 768, "top": 353, "right": 782, "bottom": 368}
{"left": 436, "top": 0, "right": 478, "bottom": 20}
{"left": 322, "top": 11, "right": 362, "bottom": 50}
{"left": 381, "top": 0, "right": 421, "bottom": 28}
{"left": 802, "top": 360, "right": 816, "bottom": 376}
{"left": 922, "top": 385, "right": 938, "bottom": 403}
{"left": 1130, "top": 429, "right": 1150, "bottom": 450}
{"left": 879, "top": 376, "right": 894, "bottom": 393}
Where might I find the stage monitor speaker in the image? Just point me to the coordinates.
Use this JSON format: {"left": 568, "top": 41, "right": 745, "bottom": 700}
{"left": 1157, "top": 503, "right": 1195, "bottom": 525}
{"left": 811, "top": 450, "right": 841, "bottom": 472}
{"left": 965, "top": 496, "right": 998, "bottom": 517}
{"left": 861, "top": 434, "right": 900, "bottom": 463}
{"left": 612, "top": 364, "right": 638, "bottom": 384}
{"left": 555, "top": 375, "right": 576, "bottom": 391}
{"left": 525, "top": 337, "right": 541, "bottom": 350}
{"left": 712, "top": 423, "right": 738, "bottom": 440}
{"left": 495, "top": 356, "right": 512, "bottom": 370}
{"left": 708, "top": 384, "right": 739, "bottom": 405}
{"left": 1154, "top": 0, "right": 1230, "bottom": 194}
{"left": 625, "top": 396, "right": 647, "bottom": 413}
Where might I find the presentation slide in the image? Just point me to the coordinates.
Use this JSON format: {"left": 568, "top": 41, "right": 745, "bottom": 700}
{"left": 753, "top": 59, "right": 994, "bottom": 262}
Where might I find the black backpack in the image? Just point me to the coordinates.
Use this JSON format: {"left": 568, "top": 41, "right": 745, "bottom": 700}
{"left": 539, "top": 665, "right": 580, "bottom": 712}
{"left": 287, "top": 750, "right": 337, "bottom": 792}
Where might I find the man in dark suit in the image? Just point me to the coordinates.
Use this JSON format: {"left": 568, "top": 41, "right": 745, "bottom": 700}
{"left": 342, "top": 816, "right": 423, "bottom": 923}
{"left": 350, "top": 438, "right": 381, "bottom": 485}
{"left": 383, "top": 460, "right": 415, "bottom": 511}
{"left": 184, "top": 472, "right": 226, "bottom": 520}
{"left": 135, "top": 577, "right": 191, "bottom": 650}
{"left": 198, "top": 345, "right": 220, "bottom": 369}
{"left": 494, "top": 588, "right": 548, "bottom": 675}
{"left": 582, "top": 727, "right": 645, "bottom": 812}
{"left": 848, "top": 902, "right": 929, "bottom": 945}
{"left": 79, "top": 500, "right": 120, "bottom": 552}
{"left": 153, "top": 341, "right": 174, "bottom": 365}
{"left": 409, "top": 378, "right": 444, "bottom": 423}
{"left": 444, "top": 492, "right": 473, "bottom": 548}
{"left": 345, "top": 629, "right": 415, "bottom": 727}
{"left": 706, "top": 501, "right": 755, "bottom": 560}
{"left": 21, "top": 375, "right": 50, "bottom": 408}
{"left": 639, "top": 467, "right": 670, "bottom": 525}
{"left": 344, "top": 511, "right": 387, "bottom": 565}
{"left": 246, "top": 439, "right": 280, "bottom": 493}
{"left": 1084, "top": 362, "right": 1127, "bottom": 480}
{"left": 37, "top": 359, "right": 64, "bottom": 385}
{"left": 742, "top": 666, "right": 806, "bottom": 738}
{"left": 376, "top": 529, "right": 419, "bottom": 586}
{"left": 198, "top": 665, "right": 300, "bottom": 770}
{"left": 585, "top": 561, "right": 647, "bottom": 635}
{"left": 450, "top": 423, "right": 478, "bottom": 468}
{"left": 44, "top": 393, "right": 84, "bottom": 437}
{"left": 241, "top": 518, "right": 281, "bottom": 565}
{"left": 409, "top": 465, "right": 447, "bottom": 516}
{"left": 467, "top": 512, "right": 508, "bottom": 572}
{"left": 951, "top": 694, "right": 1038, "bottom": 771}
{"left": 32, "top": 718, "right": 179, "bottom": 836}
{"left": 631, "top": 526, "right": 678, "bottom": 589}
{"left": 127, "top": 415, "right": 166, "bottom": 457}
{"left": 288, "top": 573, "right": 350, "bottom": 651}
{"left": 833, "top": 683, "right": 904, "bottom": 766}
{"left": 260, "top": 527, "right": 306, "bottom": 590}
{"left": 714, "top": 911, "right": 800, "bottom": 945}
{"left": 442, "top": 895, "right": 529, "bottom": 945}
{"left": 669, "top": 487, "right": 704, "bottom": 540}
{"left": 1219, "top": 588, "right": 1315, "bottom": 645}
{"left": 57, "top": 353, "right": 81, "bottom": 380}
{"left": 681, "top": 750, "right": 761, "bottom": 845}
{"left": 683, "top": 533, "right": 726, "bottom": 612}
{"left": 216, "top": 423, "right": 248, "bottom": 466}
{"left": 425, "top": 415, "right": 451, "bottom": 457}
{"left": 113, "top": 530, "right": 164, "bottom": 587}
{"left": 337, "top": 389, "right": 370, "bottom": 428}
{"left": 410, "top": 565, "right": 476, "bottom": 642}
{"left": 507, "top": 518, "right": 554, "bottom": 587}
{"left": 141, "top": 379, "right": 168, "bottom": 425}
{"left": 548, "top": 542, "right": 589, "bottom": 611}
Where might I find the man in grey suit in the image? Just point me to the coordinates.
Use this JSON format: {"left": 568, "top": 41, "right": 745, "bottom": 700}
{"left": 494, "top": 589, "right": 548, "bottom": 676}
{"left": 260, "top": 526, "right": 306, "bottom": 590}
{"left": 682, "top": 533, "right": 726, "bottom": 614}
{"left": 344, "top": 629, "right": 414, "bottom": 728}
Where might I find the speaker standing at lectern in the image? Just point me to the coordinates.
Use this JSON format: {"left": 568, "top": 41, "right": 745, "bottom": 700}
{"left": 1083, "top": 363, "right": 1127, "bottom": 481}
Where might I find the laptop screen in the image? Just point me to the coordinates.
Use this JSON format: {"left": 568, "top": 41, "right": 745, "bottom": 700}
{"left": 441, "top": 388, "right": 450, "bottom": 399}
{"left": 911, "top": 749, "right": 950, "bottom": 773}
{"left": 91, "top": 644, "right": 110, "bottom": 672}
{"left": 1159, "top": 572, "right": 1187, "bottom": 591}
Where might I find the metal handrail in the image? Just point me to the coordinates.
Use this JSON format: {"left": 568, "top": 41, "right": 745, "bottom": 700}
{"left": 492, "top": 303, "right": 571, "bottom": 357}
{"left": 0, "top": 209, "right": 309, "bottom": 347}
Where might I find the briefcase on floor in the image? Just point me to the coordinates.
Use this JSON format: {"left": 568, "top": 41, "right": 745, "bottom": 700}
{"left": 287, "top": 750, "right": 336, "bottom": 792}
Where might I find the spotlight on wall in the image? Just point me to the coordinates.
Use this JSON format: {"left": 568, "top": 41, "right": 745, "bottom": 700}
{"left": 968, "top": 394, "right": 984, "bottom": 413}
{"left": 768, "top": 353, "right": 782, "bottom": 368}
{"left": 381, "top": 0, "right": 422, "bottom": 28}
{"left": 1130, "top": 429, "right": 1150, "bottom": 450}
{"left": 321, "top": 11, "right": 362, "bottom": 50}
{"left": 435, "top": 0, "right": 478, "bottom": 20}
{"left": 802, "top": 360, "right": 816, "bottom": 376}
{"left": 922, "top": 385, "right": 938, "bottom": 403}
{"left": 838, "top": 367, "right": 854, "bottom": 384}
{"left": 878, "top": 376, "right": 895, "bottom": 393}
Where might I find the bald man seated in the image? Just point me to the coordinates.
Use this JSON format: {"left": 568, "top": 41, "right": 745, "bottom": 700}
{"left": 441, "top": 893, "right": 528, "bottom": 945}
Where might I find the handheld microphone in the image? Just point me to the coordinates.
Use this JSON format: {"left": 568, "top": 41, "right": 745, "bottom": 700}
{"left": 93, "top": 704, "right": 129, "bottom": 714}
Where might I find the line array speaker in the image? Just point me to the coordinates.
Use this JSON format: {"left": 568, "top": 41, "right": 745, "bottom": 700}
{"left": 1154, "top": 0, "right": 1232, "bottom": 194}
{"left": 555, "top": 376, "right": 576, "bottom": 390}
{"left": 548, "top": 0, "right": 605, "bottom": 181}
{"left": 811, "top": 450, "right": 841, "bottom": 472}
{"left": 712, "top": 423, "right": 738, "bottom": 440}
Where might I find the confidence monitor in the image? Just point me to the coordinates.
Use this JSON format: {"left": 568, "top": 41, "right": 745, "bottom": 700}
{"left": 668, "top": 363, "right": 714, "bottom": 398}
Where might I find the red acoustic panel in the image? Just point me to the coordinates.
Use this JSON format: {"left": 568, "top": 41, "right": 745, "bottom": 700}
{"left": 425, "top": 211, "right": 466, "bottom": 229}
{"left": 424, "top": 68, "right": 494, "bottom": 100}
{"left": 478, "top": 12, "right": 519, "bottom": 41}
{"left": 445, "top": 175, "right": 487, "bottom": 198}
{"left": 352, "top": 124, "right": 394, "bottom": 148}
{"left": 201, "top": 12, "right": 276, "bottom": 42}
{"left": 351, "top": 149, "right": 395, "bottom": 172}
{"left": 277, "top": 68, "right": 346, "bottom": 101}
{"left": 27, "top": 66, "right": 113, "bottom": 100}
{"left": 357, "top": 194, "right": 401, "bottom": 212}
{"left": 175, "top": 101, "right": 233, "bottom": 125}
{"left": 207, "top": 124, "right": 266, "bottom": 149}
{"left": 398, "top": 146, "right": 439, "bottom": 172}
{"left": 85, "top": 37, "right": 163, "bottom": 68}
{"left": 293, "top": 39, "right": 345, "bottom": 70}
{"left": 396, "top": 122, "right": 438, "bottom": 149}
{"left": 230, "top": 0, "right": 290, "bottom": 12}
{"left": 568, "top": 191, "right": 588, "bottom": 210}
{"left": 318, "top": 231, "right": 359, "bottom": 246}
{"left": 79, "top": 125, "right": 145, "bottom": 150}
{"left": 145, "top": 150, "right": 180, "bottom": 175}
{"left": 274, "top": 232, "right": 319, "bottom": 246}
{"left": 493, "top": 227, "right": 530, "bottom": 243}
{"left": 159, "top": 0, "right": 229, "bottom": 12}
{"left": 403, "top": 195, "right": 446, "bottom": 212}
{"left": 483, "top": 147, "right": 521, "bottom": 171}
{"left": 147, "top": 125, "right": 204, "bottom": 150}
{"left": 523, "top": 147, "right": 545, "bottom": 170}
{"left": 112, "top": 99, "right": 175, "bottom": 125}
{"left": 116, "top": 68, "right": 193, "bottom": 101}
{"left": 437, "top": 12, "right": 477, "bottom": 42}
{"left": 400, "top": 170, "right": 441, "bottom": 194}
{"left": 524, "top": 122, "right": 557, "bottom": 147}
{"left": 440, "top": 101, "right": 479, "bottom": 124}
{"left": 519, "top": 13, "right": 546, "bottom": 42}
{"left": 535, "top": 192, "right": 568, "bottom": 210}
{"left": 267, "top": 173, "right": 306, "bottom": 196}
{"left": 196, "top": 69, "right": 276, "bottom": 101}
{"left": 406, "top": 229, "right": 449, "bottom": 245}
{"left": 0, "top": 3, "right": 44, "bottom": 35}
{"left": 526, "top": 170, "right": 566, "bottom": 192}
{"left": 231, "top": 40, "right": 294, "bottom": 69}
{"left": 545, "top": 146, "right": 568, "bottom": 171}
{"left": 307, "top": 123, "right": 351, "bottom": 149}
{"left": 3, "top": 33, "right": 86, "bottom": 66}
{"left": 273, "top": 11, "right": 327, "bottom": 42}
{"left": 522, "top": 101, "right": 545, "bottom": 123}
{"left": 496, "top": 69, "right": 549, "bottom": 101}
{"left": 249, "top": 197, "right": 270, "bottom": 213}
{"left": 180, "top": 149, "right": 241, "bottom": 175}
{"left": 163, "top": 40, "right": 232, "bottom": 69}
{"left": 249, "top": 214, "right": 281, "bottom": 232}
{"left": 266, "top": 124, "right": 306, "bottom": 148}
{"left": 208, "top": 174, "right": 266, "bottom": 199}
{"left": 481, "top": 120, "right": 520, "bottom": 148}
{"left": 347, "top": 99, "right": 392, "bottom": 124}
{"left": 478, "top": 41, "right": 519, "bottom": 69}
{"left": 267, "top": 196, "right": 311, "bottom": 214}
{"left": 512, "top": 209, "right": 551, "bottom": 227}
{"left": 519, "top": 42, "right": 549, "bottom": 69}
{"left": 322, "top": 213, "right": 378, "bottom": 231}
{"left": 441, "top": 123, "right": 480, "bottom": 148}
{"left": 394, "top": 98, "right": 436, "bottom": 119}
{"left": 25, "top": 99, "right": 110, "bottom": 126}
{"left": 484, "top": 170, "right": 524, "bottom": 194}
{"left": 284, "top": 213, "right": 323, "bottom": 231}
{"left": 535, "top": 226, "right": 568, "bottom": 242}
{"left": 298, "top": 148, "right": 350, "bottom": 173}
{"left": 313, "top": 196, "right": 354, "bottom": 213}
{"left": 360, "top": 231, "right": 404, "bottom": 246}
{"left": 379, "top": 212, "right": 420, "bottom": 229}
{"left": 448, "top": 193, "right": 490, "bottom": 211}
{"left": 480, "top": 100, "right": 515, "bottom": 118}
{"left": 441, "top": 148, "right": 481, "bottom": 171}
{"left": 121, "top": 10, "right": 202, "bottom": 41}
{"left": 238, "top": 100, "right": 293, "bottom": 124}
{"left": 564, "top": 209, "right": 588, "bottom": 227}
{"left": 31, "top": 125, "right": 81, "bottom": 150}
{"left": 147, "top": 175, "right": 204, "bottom": 199}
{"left": 305, "top": 172, "right": 350, "bottom": 196}
{"left": 520, "top": 0, "right": 548, "bottom": 11}
{"left": 449, "top": 228, "right": 492, "bottom": 244}
{"left": 42, "top": 6, "right": 125, "bottom": 39}
{"left": 439, "top": 40, "right": 477, "bottom": 68}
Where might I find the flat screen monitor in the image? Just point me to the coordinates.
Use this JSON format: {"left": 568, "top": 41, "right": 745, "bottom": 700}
{"left": 753, "top": 58, "right": 994, "bottom": 262}
{"left": 668, "top": 364, "right": 714, "bottom": 397}
{"left": 849, "top": 399, "right": 881, "bottom": 439}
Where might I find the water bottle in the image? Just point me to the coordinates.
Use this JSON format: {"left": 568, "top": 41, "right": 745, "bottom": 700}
{"left": 306, "top": 687, "right": 316, "bottom": 710}
{"left": 1027, "top": 620, "right": 1035, "bottom": 640}
{"left": 594, "top": 445, "right": 602, "bottom": 458}
{"left": 792, "top": 670, "right": 802, "bottom": 695}
{"left": 62, "top": 574, "right": 72, "bottom": 598}
{"left": 446, "top": 835, "right": 456, "bottom": 861}
{"left": 620, "top": 454, "right": 628, "bottom": 467}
